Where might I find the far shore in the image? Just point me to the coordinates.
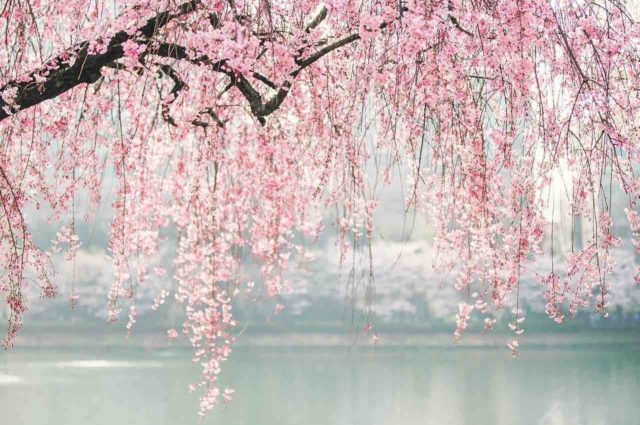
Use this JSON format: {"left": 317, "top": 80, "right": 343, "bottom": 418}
{"left": 8, "top": 328, "right": 640, "bottom": 351}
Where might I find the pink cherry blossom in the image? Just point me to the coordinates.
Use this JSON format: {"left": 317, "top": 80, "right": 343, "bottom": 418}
{"left": 0, "top": 0, "right": 639, "bottom": 415}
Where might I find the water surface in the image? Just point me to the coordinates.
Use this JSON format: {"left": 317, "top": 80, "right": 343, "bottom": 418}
{"left": 1, "top": 345, "right": 638, "bottom": 425}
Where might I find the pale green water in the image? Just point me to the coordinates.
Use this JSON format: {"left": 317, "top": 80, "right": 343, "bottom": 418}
{"left": 1, "top": 346, "right": 639, "bottom": 425}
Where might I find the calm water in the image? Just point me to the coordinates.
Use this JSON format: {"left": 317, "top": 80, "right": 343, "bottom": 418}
{"left": 1, "top": 345, "right": 639, "bottom": 425}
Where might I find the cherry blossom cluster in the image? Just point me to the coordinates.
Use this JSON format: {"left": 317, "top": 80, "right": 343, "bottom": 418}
{"left": 1, "top": 0, "right": 640, "bottom": 415}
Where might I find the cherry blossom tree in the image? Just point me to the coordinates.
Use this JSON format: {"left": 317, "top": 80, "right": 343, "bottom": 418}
{"left": 2, "top": 0, "right": 640, "bottom": 415}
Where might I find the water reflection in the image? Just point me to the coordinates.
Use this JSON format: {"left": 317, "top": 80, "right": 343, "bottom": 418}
{"left": 1, "top": 347, "right": 638, "bottom": 425}
{"left": 0, "top": 374, "right": 22, "bottom": 385}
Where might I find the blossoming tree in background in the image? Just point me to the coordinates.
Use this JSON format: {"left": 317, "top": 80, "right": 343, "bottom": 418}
{"left": 2, "top": 0, "right": 640, "bottom": 415}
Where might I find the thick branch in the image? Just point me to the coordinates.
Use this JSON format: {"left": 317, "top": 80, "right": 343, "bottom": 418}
{"left": 1, "top": 3, "right": 392, "bottom": 126}
{"left": 242, "top": 32, "right": 362, "bottom": 121}
{"left": 0, "top": 0, "right": 200, "bottom": 122}
{"left": 294, "top": 33, "right": 360, "bottom": 71}
{"left": 305, "top": 6, "right": 328, "bottom": 32}
{"left": 252, "top": 72, "right": 277, "bottom": 90}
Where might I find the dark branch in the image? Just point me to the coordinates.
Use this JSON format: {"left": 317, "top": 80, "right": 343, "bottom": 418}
{"left": 305, "top": 6, "right": 328, "bottom": 32}
{"left": 157, "top": 64, "right": 187, "bottom": 126}
{"left": 192, "top": 107, "right": 225, "bottom": 128}
{"left": 146, "top": 42, "right": 227, "bottom": 71}
{"left": 294, "top": 33, "right": 360, "bottom": 71}
{"left": 0, "top": 0, "right": 201, "bottom": 122}
{"left": 448, "top": 15, "right": 474, "bottom": 37}
{"left": 0, "top": 3, "right": 392, "bottom": 126}
{"left": 447, "top": 1, "right": 474, "bottom": 37}
{"left": 252, "top": 72, "right": 277, "bottom": 90}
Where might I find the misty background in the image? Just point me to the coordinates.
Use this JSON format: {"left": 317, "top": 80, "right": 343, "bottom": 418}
{"left": 3, "top": 160, "right": 640, "bottom": 343}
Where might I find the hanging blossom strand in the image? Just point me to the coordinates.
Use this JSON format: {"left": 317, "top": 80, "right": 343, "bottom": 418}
{"left": 2, "top": 0, "right": 640, "bottom": 415}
